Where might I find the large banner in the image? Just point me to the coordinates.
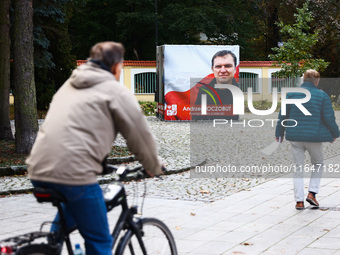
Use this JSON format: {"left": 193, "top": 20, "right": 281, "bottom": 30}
{"left": 156, "top": 45, "right": 240, "bottom": 120}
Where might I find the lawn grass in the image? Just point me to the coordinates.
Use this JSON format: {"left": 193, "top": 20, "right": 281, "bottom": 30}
{"left": 0, "top": 140, "right": 132, "bottom": 167}
{"left": 0, "top": 140, "right": 27, "bottom": 167}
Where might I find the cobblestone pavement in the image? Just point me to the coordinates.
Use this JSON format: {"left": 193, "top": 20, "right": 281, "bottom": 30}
{"left": 1, "top": 113, "right": 340, "bottom": 254}
{"left": 1, "top": 165, "right": 340, "bottom": 254}
{"left": 3, "top": 113, "right": 340, "bottom": 201}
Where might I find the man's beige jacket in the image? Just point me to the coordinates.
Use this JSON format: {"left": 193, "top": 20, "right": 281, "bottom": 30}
{"left": 26, "top": 62, "right": 162, "bottom": 185}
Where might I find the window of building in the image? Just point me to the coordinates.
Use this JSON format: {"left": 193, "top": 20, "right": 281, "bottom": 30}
{"left": 239, "top": 72, "right": 259, "bottom": 92}
{"left": 134, "top": 72, "right": 157, "bottom": 94}
{"left": 271, "top": 73, "right": 300, "bottom": 92}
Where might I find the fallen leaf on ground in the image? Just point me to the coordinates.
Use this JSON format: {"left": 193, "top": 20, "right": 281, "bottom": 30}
{"left": 200, "top": 190, "right": 210, "bottom": 194}
{"left": 241, "top": 242, "right": 253, "bottom": 246}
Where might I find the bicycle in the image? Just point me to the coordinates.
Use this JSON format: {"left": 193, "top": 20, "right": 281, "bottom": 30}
{"left": 0, "top": 165, "right": 178, "bottom": 255}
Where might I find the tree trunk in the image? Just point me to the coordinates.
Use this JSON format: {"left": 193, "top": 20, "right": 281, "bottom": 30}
{"left": 13, "top": 0, "right": 38, "bottom": 153}
{"left": 0, "top": 0, "right": 14, "bottom": 140}
{"left": 266, "top": 7, "right": 279, "bottom": 57}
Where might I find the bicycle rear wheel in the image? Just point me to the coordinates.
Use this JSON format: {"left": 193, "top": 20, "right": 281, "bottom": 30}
{"left": 116, "top": 218, "right": 177, "bottom": 255}
{"left": 16, "top": 244, "right": 60, "bottom": 255}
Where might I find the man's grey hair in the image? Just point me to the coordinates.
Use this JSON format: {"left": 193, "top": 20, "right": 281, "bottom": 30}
{"left": 90, "top": 41, "right": 125, "bottom": 69}
{"left": 303, "top": 69, "right": 320, "bottom": 85}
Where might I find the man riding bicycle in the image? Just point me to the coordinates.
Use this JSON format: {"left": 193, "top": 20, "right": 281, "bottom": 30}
{"left": 26, "top": 41, "right": 163, "bottom": 255}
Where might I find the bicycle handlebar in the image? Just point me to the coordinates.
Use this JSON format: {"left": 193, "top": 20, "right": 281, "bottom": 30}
{"left": 106, "top": 164, "right": 144, "bottom": 174}
{"left": 103, "top": 164, "right": 166, "bottom": 180}
{"left": 104, "top": 164, "right": 145, "bottom": 180}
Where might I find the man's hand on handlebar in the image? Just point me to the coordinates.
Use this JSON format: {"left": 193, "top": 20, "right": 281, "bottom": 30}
{"left": 144, "top": 164, "right": 166, "bottom": 177}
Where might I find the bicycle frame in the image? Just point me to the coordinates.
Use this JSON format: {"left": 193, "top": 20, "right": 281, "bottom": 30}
{"left": 52, "top": 181, "right": 147, "bottom": 255}
{"left": 105, "top": 182, "right": 147, "bottom": 254}
{"left": 21, "top": 165, "right": 143, "bottom": 253}
{"left": 1, "top": 165, "right": 173, "bottom": 255}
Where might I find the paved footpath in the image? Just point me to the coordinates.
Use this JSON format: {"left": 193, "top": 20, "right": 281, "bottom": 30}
{"left": 1, "top": 155, "right": 340, "bottom": 254}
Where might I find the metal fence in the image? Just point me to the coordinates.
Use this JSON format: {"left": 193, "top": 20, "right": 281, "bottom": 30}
{"left": 134, "top": 72, "right": 156, "bottom": 94}
{"left": 271, "top": 73, "right": 300, "bottom": 92}
{"left": 239, "top": 72, "right": 259, "bottom": 92}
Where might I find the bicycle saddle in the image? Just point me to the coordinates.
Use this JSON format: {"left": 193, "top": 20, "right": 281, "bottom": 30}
{"left": 33, "top": 187, "right": 67, "bottom": 206}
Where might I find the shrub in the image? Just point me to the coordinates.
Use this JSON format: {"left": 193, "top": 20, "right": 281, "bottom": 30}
{"left": 139, "top": 101, "right": 157, "bottom": 116}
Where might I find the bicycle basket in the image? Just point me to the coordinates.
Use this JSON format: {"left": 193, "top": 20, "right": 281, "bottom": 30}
{"left": 125, "top": 180, "right": 147, "bottom": 216}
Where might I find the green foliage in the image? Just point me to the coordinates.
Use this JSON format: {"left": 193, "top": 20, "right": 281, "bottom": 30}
{"left": 307, "top": 0, "right": 340, "bottom": 78}
{"left": 139, "top": 101, "right": 157, "bottom": 116}
{"left": 332, "top": 102, "right": 340, "bottom": 111}
{"left": 197, "top": 0, "right": 261, "bottom": 57}
{"left": 35, "top": 69, "right": 56, "bottom": 110}
{"left": 268, "top": 0, "right": 329, "bottom": 78}
{"left": 33, "top": 0, "right": 70, "bottom": 69}
{"left": 69, "top": 0, "right": 122, "bottom": 59}
{"left": 116, "top": 0, "right": 157, "bottom": 60}
{"left": 33, "top": 0, "right": 76, "bottom": 110}
{"left": 69, "top": 0, "right": 262, "bottom": 60}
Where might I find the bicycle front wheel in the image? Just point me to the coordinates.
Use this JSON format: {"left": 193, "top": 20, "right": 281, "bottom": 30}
{"left": 116, "top": 218, "right": 177, "bottom": 255}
